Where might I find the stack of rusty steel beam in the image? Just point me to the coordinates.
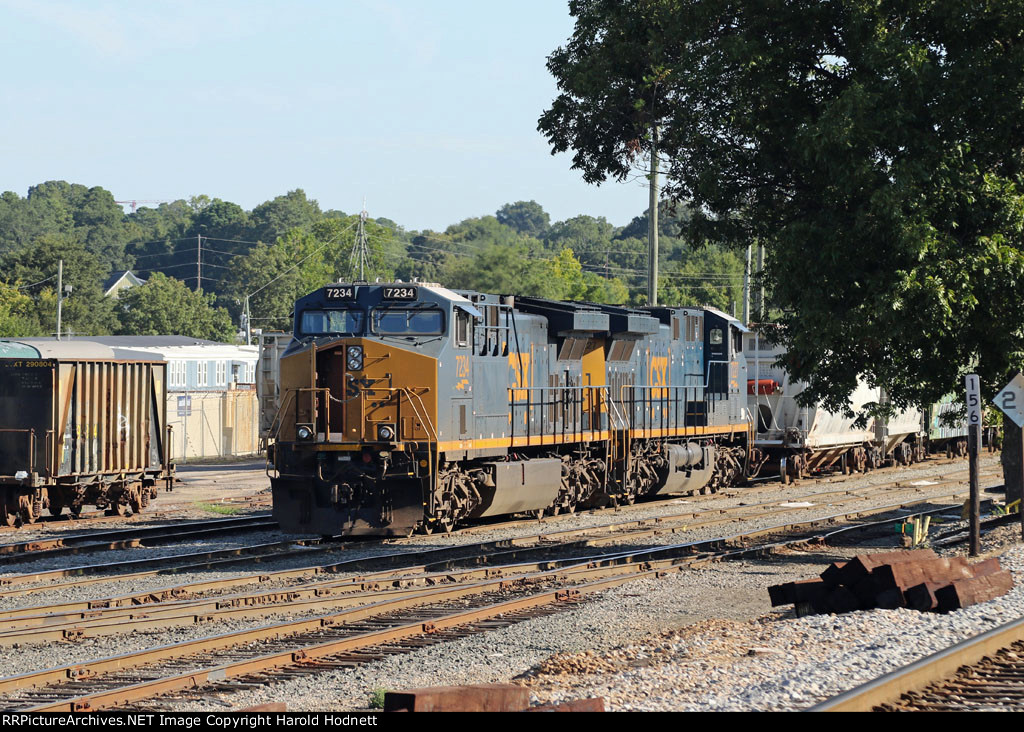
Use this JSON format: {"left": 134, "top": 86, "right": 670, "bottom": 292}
{"left": 769, "top": 549, "right": 1013, "bottom": 616}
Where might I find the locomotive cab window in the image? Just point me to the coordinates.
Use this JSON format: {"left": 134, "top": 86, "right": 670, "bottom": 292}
{"left": 709, "top": 328, "right": 724, "bottom": 345}
{"left": 300, "top": 310, "right": 365, "bottom": 336}
{"left": 371, "top": 308, "right": 444, "bottom": 336}
{"left": 455, "top": 309, "right": 471, "bottom": 348}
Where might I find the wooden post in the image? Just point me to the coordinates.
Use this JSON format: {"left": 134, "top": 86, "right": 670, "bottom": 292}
{"left": 969, "top": 423, "right": 981, "bottom": 557}
{"left": 1004, "top": 420, "right": 1024, "bottom": 507}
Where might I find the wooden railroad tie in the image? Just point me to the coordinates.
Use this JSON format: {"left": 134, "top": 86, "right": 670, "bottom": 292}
{"left": 768, "top": 549, "right": 1014, "bottom": 616}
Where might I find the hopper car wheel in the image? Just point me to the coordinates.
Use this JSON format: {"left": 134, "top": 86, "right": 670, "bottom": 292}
{"left": 48, "top": 499, "right": 65, "bottom": 518}
{"left": 130, "top": 490, "right": 144, "bottom": 514}
{"left": 0, "top": 504, "right": 15, "bottom": 527}
{"left": 545, "top": 505, "right": 561, "bottom": 517}
{"left": 70, "top": 504, "right": 83, "bottom": 517}
{"left": 106, "top": 503, "right": 129, "bottom": 518}
{"left": 19, "top": 498, "right": 36, "bottom": 525}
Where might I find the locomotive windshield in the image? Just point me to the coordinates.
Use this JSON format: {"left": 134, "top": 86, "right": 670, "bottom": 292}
{"left": 300, "top": 309, "right": 365, "bottom": 336}
{"left": 371, "top": 308, "right": 444, "bottom": 336}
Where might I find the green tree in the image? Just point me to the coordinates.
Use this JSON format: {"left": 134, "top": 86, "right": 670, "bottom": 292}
{"left": 0, "top": 282, "right": 42, "bottom": 337}
{"left": 541, "top": 0, "right": 1024, "bottom": 415}
{"left": 496, "top": 201, "right": 551, "bottom": 237}
{"left": 118, "top": 273, "right": 236, "bottom": 341}
{"left": 2, "top": 233, "right": 119, "bottom": 336}
{"left": 247, "top": 189, "right": 322, "bottom": 244}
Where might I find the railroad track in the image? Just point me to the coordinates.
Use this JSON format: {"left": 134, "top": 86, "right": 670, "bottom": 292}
{"left": 0, "top": 515, "right": 278, "bottom": 562}
{"left": 457, "top": 454, "right": 983, "bottom": 536}
{"left": 810, "top": 616, "right": 1024, "bottom": 711}
{"left": 0, "top": 480, "right": 999, "bottom": 711}
{"left": 0, "top": 465, "right": 991, "bottom": 598}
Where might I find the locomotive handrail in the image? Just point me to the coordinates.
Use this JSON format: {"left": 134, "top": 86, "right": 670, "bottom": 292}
{"left": 507, "top": 384, "right": 610, "bottom": 446}
{"left": 619, "top": 383, "right": 713, "bottom": 442}
{"left": 355, "top": 387, "right": 438, "bottom": 443}
{"left": 267, "top": 388, "right": 296, "bottom": 446}
{"left": 271, "top": 385, "right": 438, "bottom": 447}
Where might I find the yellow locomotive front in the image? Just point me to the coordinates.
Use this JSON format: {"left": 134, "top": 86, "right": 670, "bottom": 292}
{"left": 270, "top": 282, "right": 451, "bottom": 536}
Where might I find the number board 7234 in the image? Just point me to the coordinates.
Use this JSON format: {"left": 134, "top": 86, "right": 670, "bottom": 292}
{"left": 382, "top": 286, "right": 418, "bottom": 301}
{"left": 325, "top": 286, "right": 356, "bottom": 301}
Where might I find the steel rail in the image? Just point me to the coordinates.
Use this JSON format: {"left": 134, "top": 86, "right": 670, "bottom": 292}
{"left": 0, "top": 540, "right": 326, "bottom": 587}
{"left": 808, "top": 616, "right": 1024, "bottom": 712}
{"left": 0, "top": 486, "right": 985, "bottom": 652}
{"left": 0, "top": 516, "right": 278, "bottom": 563}
{"left": 0, "top": 484, "right": 998, "bottom": 710}
{"left": 20, "top": 487, "right": 1005, "bottom": 715}
{"left": 0, "top": 469, "right": 994, "bottom": 621}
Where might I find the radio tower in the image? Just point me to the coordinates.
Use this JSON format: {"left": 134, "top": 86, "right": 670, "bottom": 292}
{"left": 349, "top": 199, "right": 371, "bottom": 281}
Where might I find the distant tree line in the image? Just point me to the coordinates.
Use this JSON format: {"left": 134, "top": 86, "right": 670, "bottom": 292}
{"left": 0, "top": 181, "right": 745, "bottom": 341}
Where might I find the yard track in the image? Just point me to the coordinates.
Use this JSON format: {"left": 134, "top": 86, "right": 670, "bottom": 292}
{"left": 0, "top": 475, "right": 998, "bottom": 711}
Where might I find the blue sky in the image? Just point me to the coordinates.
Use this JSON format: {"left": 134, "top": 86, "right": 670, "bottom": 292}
{"left": 0, "top": 0, "right": 647, "bottom": 231}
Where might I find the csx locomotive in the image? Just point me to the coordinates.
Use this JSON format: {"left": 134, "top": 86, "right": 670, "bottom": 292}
{"left": 269, "top": 282, "right": 751, "bottom": 536}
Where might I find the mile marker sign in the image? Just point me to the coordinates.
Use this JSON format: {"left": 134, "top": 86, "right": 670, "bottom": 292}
{"left": 995, "top": 373, "right": 1024, "bottom": 428}
{"left": 965, "top": 374, "right": 983, "bottom": 427}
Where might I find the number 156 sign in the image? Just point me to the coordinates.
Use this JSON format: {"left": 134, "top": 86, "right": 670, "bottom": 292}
{"left": 966, "top": 374, "right": 983, "bottom": 427}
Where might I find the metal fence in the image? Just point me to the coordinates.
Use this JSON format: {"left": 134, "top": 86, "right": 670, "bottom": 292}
{"left": 165, "top": 388, "right": 259, "bottom": 462}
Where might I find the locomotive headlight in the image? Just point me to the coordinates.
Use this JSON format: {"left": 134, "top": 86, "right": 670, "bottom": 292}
{"left": 297, "top": 426, "right": 314, "bottom": 441}
{"left": 377, "top": 425, "right": 395, "bottom": 442}
{"left": 347, "top": 346, "right": 364, "bottom": 371}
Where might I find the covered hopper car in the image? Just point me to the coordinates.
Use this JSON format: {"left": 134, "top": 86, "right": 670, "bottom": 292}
{"left": 269, "top": 283, "right": 750, "bottom": 536}
{"left": 746, "top": 333, "right": 968, "bottom": 481}
{"left": 0, "top": 340, "right": 173, "bottom": 525}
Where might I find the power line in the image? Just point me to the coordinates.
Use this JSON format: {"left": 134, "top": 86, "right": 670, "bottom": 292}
{"left": 247, "top": 219, "right": 359, "bottom": 299}
{"left": 15, "top": 273, "right": 57, "bottom": 290}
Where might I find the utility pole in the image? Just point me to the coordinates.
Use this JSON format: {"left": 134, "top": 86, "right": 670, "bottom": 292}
{"left": 242, "top": 296, "right": 252, "bottom": 346}
{"left": 350, "top": 200, "right": 371, "bottom": 281}
{"left": 56, "top": 260, "right": 63, "bottom": 341}
{"left": 756, "top": 243, "right": 765, "bottom": 320}
{"left": 648, "top": 126, "right": 660, "bottom": 306}
{"left": 196, "top": 234, "right": 202, "bottom": 292}
{"left": 743, "top": 245, "right": 752, "bottom": 325}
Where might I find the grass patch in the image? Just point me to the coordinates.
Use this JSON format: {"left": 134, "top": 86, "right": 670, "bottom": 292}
{"left": 368, "top": 688, "right": 388, "bottom": 710}
{"left": 194, "top": 502, "right": 241, "bottom": 516}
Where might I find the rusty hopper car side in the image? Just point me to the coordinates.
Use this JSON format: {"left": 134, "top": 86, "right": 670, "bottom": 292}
{"left": 0, "top": 340, "right": 172, "bottom": 525}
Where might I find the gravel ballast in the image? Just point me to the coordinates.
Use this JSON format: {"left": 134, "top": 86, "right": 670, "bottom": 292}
{"left": 0, "top": 455, "right": 1015, "bottom": 712}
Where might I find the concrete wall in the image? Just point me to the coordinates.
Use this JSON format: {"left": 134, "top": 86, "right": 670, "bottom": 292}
{"left": 166, "top": 388, "right": 260, "bottom": 462}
